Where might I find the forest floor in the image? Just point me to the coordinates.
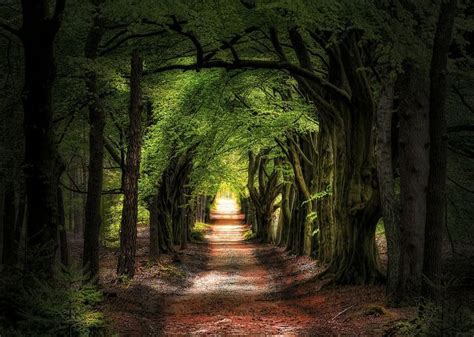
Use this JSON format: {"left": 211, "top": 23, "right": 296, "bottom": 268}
{"left": 97, "top": 217, "right": 416, "bottom": 336}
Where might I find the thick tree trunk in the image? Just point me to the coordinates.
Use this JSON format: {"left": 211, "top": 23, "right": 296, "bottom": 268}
{"left": 21, "top": 1, "right": 66, "bottom": 274}
{"left": 315, "top": 126, "right": 334, "bottom": 264}
{"left": 319, "top": 102, "right": 382, "bottom": 284}
{"left": 83, "top": 11, "right": 106, "bottom": 279}
{"left": 375, "top": 81, "right": 400, "bottom": 299}
{"left": 423, "top": 0, "right": 457, "bottom": 300}
{"left": 247, "top": 151, "right": 281, "bottom": 243}
{"left": 397, "top": 64, "right": 430, "bottom": 304}
{"left": 117, "top": 50, "right": 143, "bottom": 279}
{"left": 155, "top": 148, "right": 195, "bottom": 254}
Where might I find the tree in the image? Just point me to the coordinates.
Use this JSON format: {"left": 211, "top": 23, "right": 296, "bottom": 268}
{"left": 247, "top": 150, "right": 281, "bottom": 242}
{"left": 423, "top": 0, "right": 458, "bottom": 299}
{"left": 19, "top": 0, "right": 66, "bottom": 273}
{"left": 117, "top": 50, "right": 143, "bottom": 279}
{"left": 83, "top": 1, "right": 106, "bottom": 279}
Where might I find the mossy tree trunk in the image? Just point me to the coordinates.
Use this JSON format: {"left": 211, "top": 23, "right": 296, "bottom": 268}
{"left": 247, "top": 150, "right": 281, "bottom": 243}
{"left": 292, "top": 30, "right": 383, "bottom": 284}
{"left": 155, "top": 148, "right": 195, "bottom": 254}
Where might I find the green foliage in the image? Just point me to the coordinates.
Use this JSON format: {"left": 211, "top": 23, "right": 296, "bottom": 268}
{"left": 102, "top": 193, "right": 149, "bottom": 247}
{"left": 243, "top": 228, "right": 257, "bottom": 241}
{"left": 0, "top": 263, "right": 104, "bottom": 337}
{"left": 398, "top": 300, "right": 474, "bottom": 336}
{"left": 190, "top": 222, "right": 211, "bottom": 242}
{"left": 302, "top": 185, "right": 332, "bottom": 206}
{"left": 376, "top": 219, "right": 385, "bottom": 236}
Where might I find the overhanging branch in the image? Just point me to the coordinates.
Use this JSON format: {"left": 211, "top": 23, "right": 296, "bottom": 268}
{"left": 146, "top": 59, "right": 351, "bottom": 102}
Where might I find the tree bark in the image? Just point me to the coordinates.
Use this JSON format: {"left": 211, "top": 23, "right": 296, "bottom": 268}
{"left": 58, "top": 187, "right": 69, "bottom": 267}
{"left": 83, "top": 4, "right": 106, "bottom": 279}
{"left": 149, "top": 196, "right": 160, "bottom": 262}
{"left": 14, "top": 188, "right": 26, "bottom": 264}
{"left": 397, "top": 63, "right": 430, "bottom": 304}
{"left": 21, "top": 0, "right": 66, "bottom": 274}
{"left": 2, "top": 182, "right": 16, "bottom": 267}
{"left": 117, "top": 50, "right": 143, "bottom": 279}
{"left": 247, "top": 151, "right": 281, "bottom": 243}
{"left": 423, "top": 0, "right": 457, "bottom": 300}
{"left": 375, "top": 81, "right": 400, "bottom": 299}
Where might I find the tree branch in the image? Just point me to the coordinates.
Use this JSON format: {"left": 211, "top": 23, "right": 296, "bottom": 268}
{"left": 452, "top": 85, "right": 474, "bottom": 114}
{"left": 147, "top": 59, "right": 350, "bottom": 102}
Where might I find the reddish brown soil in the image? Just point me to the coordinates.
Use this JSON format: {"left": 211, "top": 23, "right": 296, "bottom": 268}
{"left": 99, "top": 219, "right": 415, "bottom": 336}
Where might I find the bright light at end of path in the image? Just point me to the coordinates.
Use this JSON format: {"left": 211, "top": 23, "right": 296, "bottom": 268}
{"left": 214, "top": 197, "right": 240, "bottom": 214}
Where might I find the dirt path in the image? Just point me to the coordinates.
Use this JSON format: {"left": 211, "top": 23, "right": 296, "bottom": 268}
{"left": 160, "top": 219, "right": 319, "bottom": 335}
{"left": 101, "top": 200, "right": 414, "bottom": 336}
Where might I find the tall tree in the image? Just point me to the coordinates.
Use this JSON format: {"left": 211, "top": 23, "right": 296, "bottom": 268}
{"left": 247, "top": 150, "right": 281, "bottom": 243}
{"left": 396, "top": 63, "right": 430, "bottom": 304}
{"left": 375, "top": 80, "right": 400, "bottom": 299}
{"left": 117, "top": 50, "right": 143, "bottom": 279}
{"left": 10, "top": 0, "right": 67, "bottom": 273}
{"left": 83, "top": 0, "right": 106, "bottom": 279}
{"left": 424, "top": 0, "right": 458, "bottom": 299}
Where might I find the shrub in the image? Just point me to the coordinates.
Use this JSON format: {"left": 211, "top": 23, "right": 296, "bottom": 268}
{"left": 190, "top": 222, "right": 211, "bottom": 242}
{"left": 243, "top": 229, "right": 257, "bottom": 241}
{"left": 0, "top": 262, "right": 104, "bottom": 336}
{"left": 397, "top": 300, "right": 474, "bottom": 336}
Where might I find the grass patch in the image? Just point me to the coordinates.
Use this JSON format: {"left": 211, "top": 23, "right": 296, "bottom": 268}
{"left": 190, "top": 222, "right": 211, "bottom": 242}
{"left": 158, "top": 263, "right": 187, "bottom": 279}
{"left": 243, "top": 228, "right": 257, "bottom": 241}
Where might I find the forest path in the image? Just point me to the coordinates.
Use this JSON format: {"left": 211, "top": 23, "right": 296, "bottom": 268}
{"left": 160, "top": 206, "right": 317, "bottom": 335}
{"left": 101, "top": 198, "right": 409, "bottom": 336}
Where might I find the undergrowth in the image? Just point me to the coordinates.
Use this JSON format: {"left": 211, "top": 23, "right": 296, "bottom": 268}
{"left": 396, "top": 300, "right": 474, "bottom": 336}
{"left": 157, "top": 263, "right": 187, "bottom": 279}
{"left": 243, "top": 228, "right": 257, "bottom": 241}
{"left": 190, "top": 222, "right": 211, "bottom": 242}
{"left": 0, "top": 261, "right": 104, "bottom": 336}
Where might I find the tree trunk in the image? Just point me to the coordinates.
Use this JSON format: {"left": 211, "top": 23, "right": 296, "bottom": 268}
{"left": 117, "top": 50, "right": 143, "bottom": 279}
{"left": 396, "top": 64, "right": 430, "bottom": 304}
{"left": 21, "top": 1, "right": 66, "bottom": 274}
{"left": 423, "top": 0, "right": 457, "bottom": 300}
{"left": 375, "top": 81, "right": 400, "bottom": 299}
{"left": 14, "top": 188, "right": 26, "bottom": 264}
{"left": 83, "top": 6, "right": 105, "bottom": 279}
{"left": 57, "top": 187, "right": 69, "bottom": 267}
{"left": 0, "top": 184, "right": 4, "bottom": 266}
{"left": 247, "top": 151, "right": 281, "bottom": 243}
{"left": 149, "top": 196, "right": 160, "bottom": 262}
{"left": 2, "top": 182, "right": 16, "bottom": 267}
